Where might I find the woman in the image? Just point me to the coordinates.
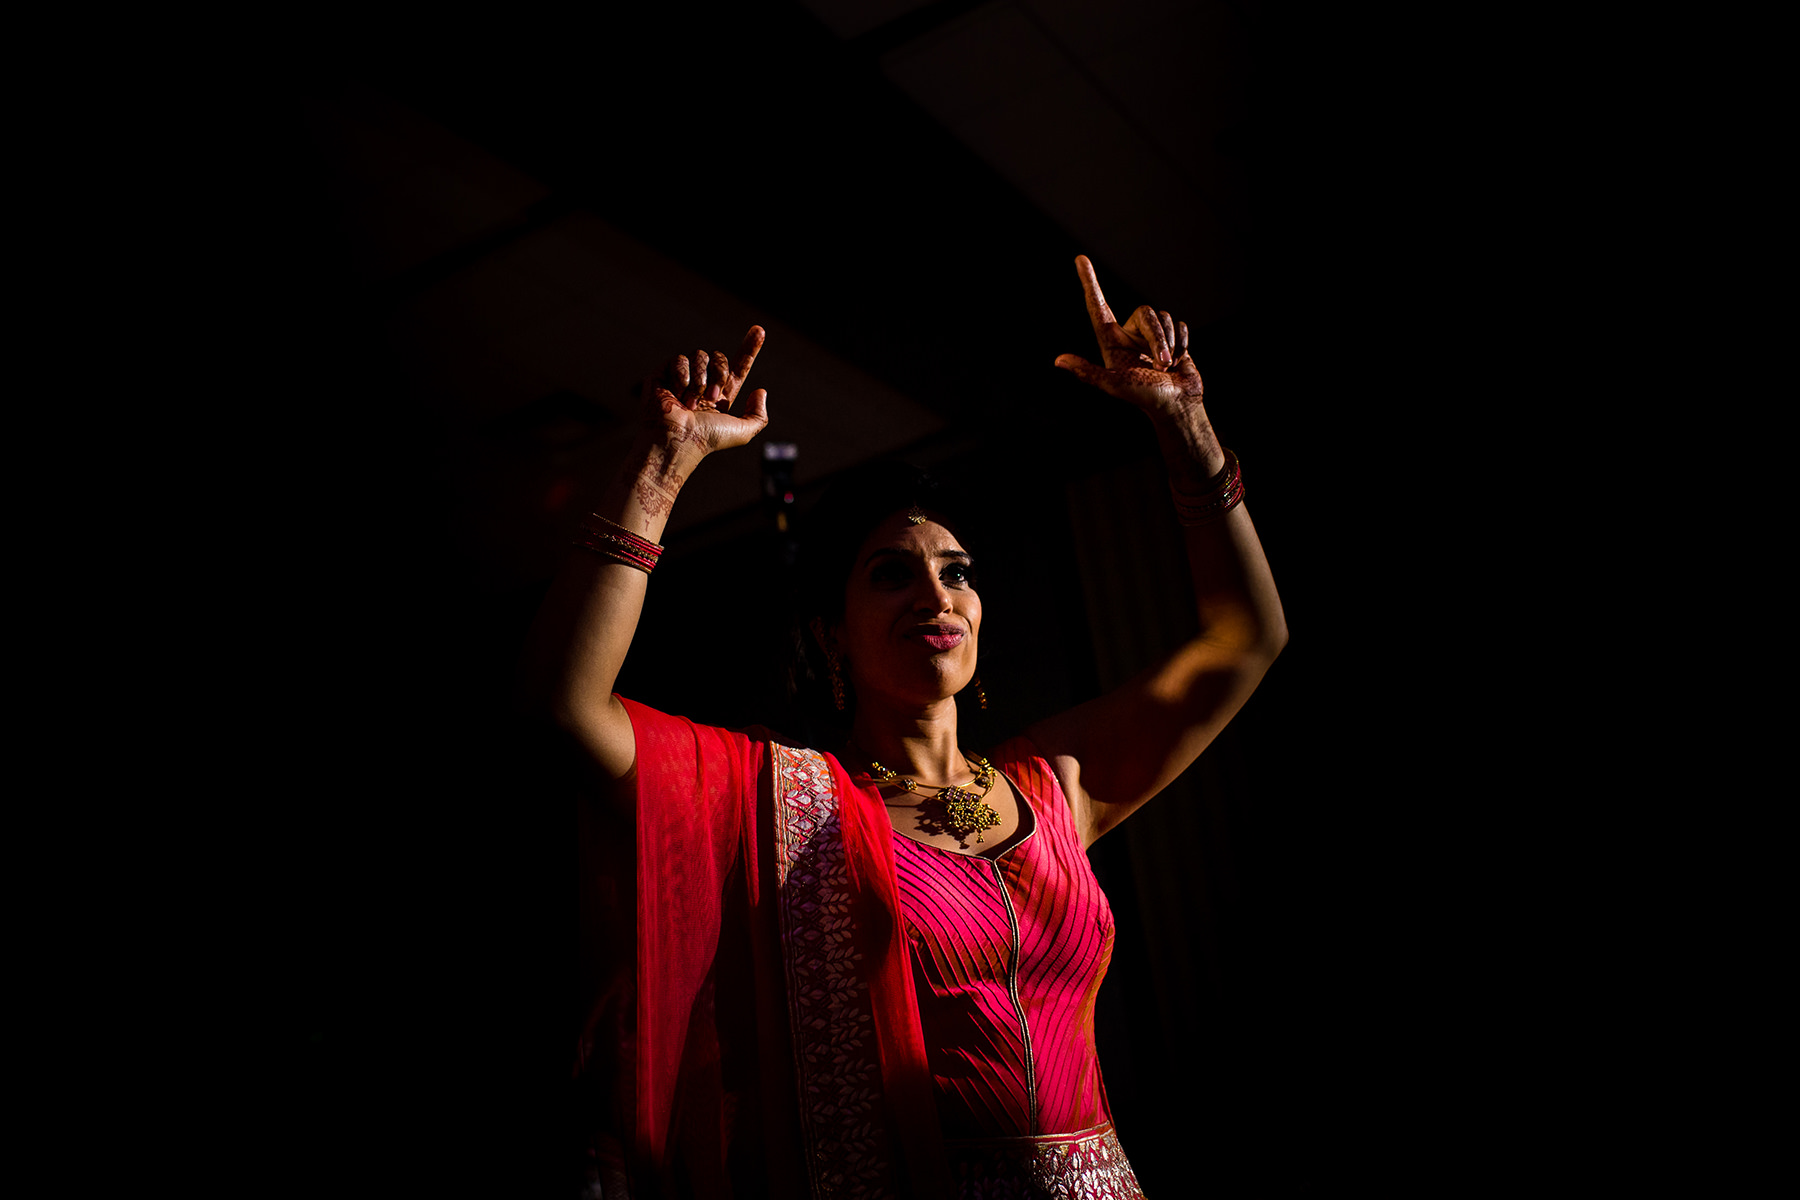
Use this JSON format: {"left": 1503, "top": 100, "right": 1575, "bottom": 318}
{"left": 534, "top": 256, "right": 1287, "bottom": 1198}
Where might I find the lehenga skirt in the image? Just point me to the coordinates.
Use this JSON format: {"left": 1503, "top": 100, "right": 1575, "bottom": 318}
{"left": 941, "top": 1122, "right": 1146, "bottom": 1199}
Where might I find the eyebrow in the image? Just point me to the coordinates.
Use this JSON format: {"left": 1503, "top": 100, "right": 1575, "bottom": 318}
{"left": 860, "top": 547, "right": 974, "bottom": 568}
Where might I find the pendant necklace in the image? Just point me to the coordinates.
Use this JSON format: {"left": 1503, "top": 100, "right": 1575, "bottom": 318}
{"left": 860, "top": 752, "right": 1002, "bottom": 843}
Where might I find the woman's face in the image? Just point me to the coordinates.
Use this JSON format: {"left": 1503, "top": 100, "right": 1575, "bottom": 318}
{"left": 832, "top": 511, "right": 980, "bottom": 710}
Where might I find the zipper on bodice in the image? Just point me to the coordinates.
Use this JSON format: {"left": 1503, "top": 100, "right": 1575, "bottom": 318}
{"left": 990, "top": 860, "right": 1038, "bottom": 1133}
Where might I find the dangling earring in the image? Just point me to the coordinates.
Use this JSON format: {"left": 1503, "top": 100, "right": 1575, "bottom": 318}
{"left": 972, "top": 675, "right": 988, "bottom": 710}
{"left": 811, "top": 618, "right": 847, "bottom": 711}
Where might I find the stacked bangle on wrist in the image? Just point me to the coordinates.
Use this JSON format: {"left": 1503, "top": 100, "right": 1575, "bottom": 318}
{"left": 1169, "top": 448, "right": 1245, "bottom": 526}
{"left": 573, "top": 513, "right": 663, "bottom": 574}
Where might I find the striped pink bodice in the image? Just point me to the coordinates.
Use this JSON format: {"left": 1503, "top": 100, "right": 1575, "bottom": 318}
{"left": 887, "top": 739, "right": 1117, "bottom": 1139}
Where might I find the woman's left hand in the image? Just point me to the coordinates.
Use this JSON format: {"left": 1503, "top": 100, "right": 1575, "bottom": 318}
{"left": 1053, "top": 255, "right": 1203, "bottom": 419}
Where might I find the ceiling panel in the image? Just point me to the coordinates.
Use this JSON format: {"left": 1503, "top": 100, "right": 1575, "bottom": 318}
{"left": 302, "top": 80, "right": 946, "bottom": 584}
{"left": 878, "top": 4, "right": 1238, "bottom": 325}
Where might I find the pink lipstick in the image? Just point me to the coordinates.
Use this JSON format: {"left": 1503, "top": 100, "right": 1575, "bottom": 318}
{"left": 920, "top": 631, "right": 964, "bottom": 651}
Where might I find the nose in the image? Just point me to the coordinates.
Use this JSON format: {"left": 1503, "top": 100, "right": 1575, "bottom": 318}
{"left": 915, "top": 575, "right": 954, "bottom": 615}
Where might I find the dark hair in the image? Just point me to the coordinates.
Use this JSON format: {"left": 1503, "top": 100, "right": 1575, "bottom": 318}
{"left": 785, "top": 462, "right": 981, "bottom": 738}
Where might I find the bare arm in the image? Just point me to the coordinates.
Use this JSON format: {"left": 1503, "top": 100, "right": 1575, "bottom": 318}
{"left": 1026, "top": 257, "right": 1287, "bottom": 846}
{"left": 518, "top": 327, "right": 770, "bottom": 779}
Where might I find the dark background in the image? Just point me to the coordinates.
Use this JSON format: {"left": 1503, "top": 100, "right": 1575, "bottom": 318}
{"left": 187, "top": 1, "right": 1563, "bottom": 1194}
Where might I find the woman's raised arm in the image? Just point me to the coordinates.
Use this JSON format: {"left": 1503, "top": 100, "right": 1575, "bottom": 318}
{"left": 1026, "top": 258, "right": 1287, "bottom": 847}
{"left": 518, "top": 326, "right": 769, "bottom": 779}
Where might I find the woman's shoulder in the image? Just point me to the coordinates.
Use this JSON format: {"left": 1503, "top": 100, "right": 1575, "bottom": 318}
{"left": 615, "top": 696, "right": 787, "bottom": 778}
{"left": 613, "top": 696, "right": 779, "bottom": 743}
{"left": 984, "top": 734, "right": 1068, "bottom": 811}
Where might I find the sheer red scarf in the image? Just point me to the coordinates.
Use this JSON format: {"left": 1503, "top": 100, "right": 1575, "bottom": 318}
{"left": 583, "top": 699, "right": 952, "bottom": 1199}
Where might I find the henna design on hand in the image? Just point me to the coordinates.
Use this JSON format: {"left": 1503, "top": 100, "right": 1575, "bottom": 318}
{"left": 646, "top": 421, "right": 710, "bottom": 460}
{"left": 1058, "top": 256, "right": 1209, "bottom": 417}
{"left": 708, "top": 350, "right": 731, "bottom": 408}
{"left": 633, "top": 326, "right": 770, "bottom": 483}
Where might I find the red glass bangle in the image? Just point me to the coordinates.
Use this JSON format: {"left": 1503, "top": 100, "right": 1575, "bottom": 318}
{"left": 1169, "top": 449, "right": 1245, "bottom": 526}
{"left": 573, "top": 514, "right": 664, "bottom": 573}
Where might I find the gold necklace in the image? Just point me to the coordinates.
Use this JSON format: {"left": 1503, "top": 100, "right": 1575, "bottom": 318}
{"left": 863, "top": 753, "right": 1002, "bottom": 843}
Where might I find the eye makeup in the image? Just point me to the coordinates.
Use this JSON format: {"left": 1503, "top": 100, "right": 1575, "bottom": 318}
{"left": 862, "top": 548, "right": 977, "bottom": 588}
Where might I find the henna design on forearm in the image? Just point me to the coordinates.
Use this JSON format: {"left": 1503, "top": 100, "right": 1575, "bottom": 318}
{"left": 635, "top": 475, "right": 679, "bottom": 517}
{"left": 622, "top": 437, "right": 688, "bottom": 519}
{"left": 1162, "top": 412, "right": 1225, "bottom": 492}
{"left": 641, "top": 455, "right": 685, "bottom": 493}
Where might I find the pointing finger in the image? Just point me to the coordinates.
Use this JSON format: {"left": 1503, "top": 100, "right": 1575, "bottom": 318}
{"left": 732, "top": 326, "right": 766, "bottom": 387}
{"left": 1074, "top": 255, "right": 1115, "bottom": 337}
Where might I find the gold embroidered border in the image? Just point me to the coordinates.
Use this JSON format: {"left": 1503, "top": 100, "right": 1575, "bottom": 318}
{"left": 771, "top": 744, "right": 898, "bottom": 1200}
{"left": 942, "top": 1122, "right": 1145, "bottom": 1199}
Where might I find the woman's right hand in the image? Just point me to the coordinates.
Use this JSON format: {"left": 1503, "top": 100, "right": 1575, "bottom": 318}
{"left": 645, "top": 325, "right": 770, "bottom": 457}
{"left": 624, "top": 325, "right": 770, "bottom": 521}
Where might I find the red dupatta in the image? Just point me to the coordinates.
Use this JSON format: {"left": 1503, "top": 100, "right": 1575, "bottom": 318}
{"left": 592, "top": 699, "right": 953, "bottom": 1199}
